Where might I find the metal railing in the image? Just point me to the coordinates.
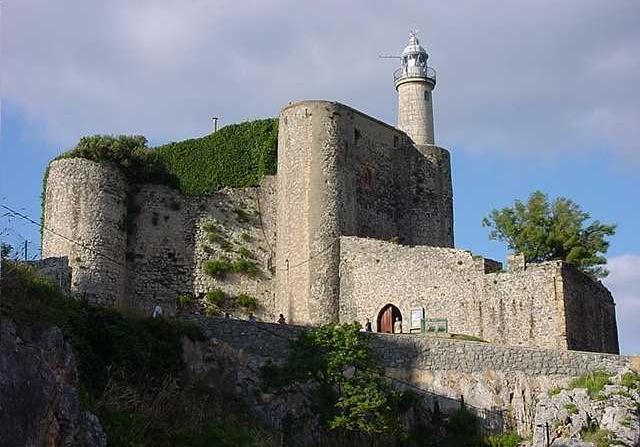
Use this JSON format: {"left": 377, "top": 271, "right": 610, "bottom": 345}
{"left": 394, "top": 66, "right": 436, "bottom": 84}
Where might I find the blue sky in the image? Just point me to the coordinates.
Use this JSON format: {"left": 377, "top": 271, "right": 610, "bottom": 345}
{"left": 1, "top": 0, "right": 638, "bottom": 353}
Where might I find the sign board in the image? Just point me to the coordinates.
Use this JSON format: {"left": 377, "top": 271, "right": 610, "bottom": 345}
{"left": 410, "top": 307, "right": 424, "bottom": 333}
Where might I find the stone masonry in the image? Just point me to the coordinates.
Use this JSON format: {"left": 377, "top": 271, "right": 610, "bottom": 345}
{"left": 41, "top": 99, "right": 618, "bottom": 354}
{"left": 43, "top": 158, "right": 276, "bottom": 317}
{"left": 276, "top": 100, "right": 453, "bottom": 326}
{"left": 339, "top": 236, "right": 619, "bottom": 353}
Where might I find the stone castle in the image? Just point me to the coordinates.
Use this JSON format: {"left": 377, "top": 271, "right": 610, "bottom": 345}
{"left": 41, "top": 33, "right": 619, "bottom": 354}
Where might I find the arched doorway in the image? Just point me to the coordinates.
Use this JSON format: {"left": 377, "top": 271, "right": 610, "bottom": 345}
{"left": 377, "top": 304, "right": 402, "bottom": 334}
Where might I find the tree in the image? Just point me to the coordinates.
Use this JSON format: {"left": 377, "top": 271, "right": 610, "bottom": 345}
{"left": 1, "top": 242, "right": 12, "bottom": 260}
{"left": 482, "top": 191, "right": 616, "bottom": 278}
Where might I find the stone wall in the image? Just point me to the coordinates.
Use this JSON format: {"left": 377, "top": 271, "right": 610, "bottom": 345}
{"left": 27, "top": 256, "right": 71, "bottom": 294}
{"left": 276, "top": 100, "right": 453, "bottom": 326}
{"left": 125, "top": 177, "right": 276, "bottom": 318}
{"left": 561, "top": 264, "right": 619, "bottom": 353}
{"left": 42, "top": 159, "right": 128, "bottom": 307}
{"left": 339, "top": 236, "right": 617, "bottom": 352}
{"left": 42, "top": 158, "right": 277, "bottom": 317}
{"left": 186, "top": 316, "right": 636, "bottom": 436}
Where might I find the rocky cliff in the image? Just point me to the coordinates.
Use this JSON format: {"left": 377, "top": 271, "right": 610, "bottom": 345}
{"left": 0, "top": 319, "right": 106, "bottom": 447}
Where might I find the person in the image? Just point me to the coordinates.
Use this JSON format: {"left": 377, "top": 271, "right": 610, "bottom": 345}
{"left": 152, "top": 304, "right": 163, "bottom": 319}
{"left": 224, "top": 312, "right": 230, "bottom": 319}
{"left": 393, "top": 317, "right": 402, "bottom": 334}
{"left": 364, "top": 318, "right": 372, "bottom": 332}
{"left": 277, "top": 313, "right": 286, "bottom": 324}
{"left": 249, "top": 313, "right": 256, "bottom": 322}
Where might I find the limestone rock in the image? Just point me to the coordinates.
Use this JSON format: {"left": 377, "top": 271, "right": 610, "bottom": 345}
{"left": 0, "top": 320, "right": 106, "bottom": 447}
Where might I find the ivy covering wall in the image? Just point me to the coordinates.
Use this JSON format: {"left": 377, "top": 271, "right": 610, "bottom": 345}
{"left": 43, "top": 118, "right": 278, "bottom": 198}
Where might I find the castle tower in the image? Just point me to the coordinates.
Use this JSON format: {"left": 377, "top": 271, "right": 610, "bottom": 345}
{"left": 395, "top": 31, "right": 436, "bottom": 145}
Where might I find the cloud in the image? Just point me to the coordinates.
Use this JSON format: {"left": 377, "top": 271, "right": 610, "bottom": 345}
{"left": 604, "top": 254, "right": 640, "bottom": 354}
{"left": 2, "top": 0, "right": 639, "bottom": 161}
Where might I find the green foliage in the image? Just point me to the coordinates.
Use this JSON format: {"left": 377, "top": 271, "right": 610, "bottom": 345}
{"left": 581, "top": 425, "right": 617, "bottom": 447}
{"left": 240, "top": 232, "right": 253, "bottom": 242}
{"left": 238, "top": 246, "right": 254, "bottom": 259}
{"left": 177, "top": 295, "right": 194, "bottom": 308}
{"left": 564, "top": 403, "right": 578, "bottom": 414}
{"left": 621, "top": 371, "right": 640, "bottom": 389}
{"left": 483, "top": 191, "right": 616, "bottom": 278}
{"left": 235, "top": 293, "right": 258, "bottom": 313}
{"left": 548, "top": 386, "right": 562, "bottom": 397}
{"left": 152, "top": 118, "right": 278, "bottom": 195}
{"left": 203, "top": 258, "right": 233, "bottom": 277}
{"left": 443, "top": 405, "right": 482, "bottom": 447}
{"left": 261, "top": 323, "right": 399, "bottom": 437}
{"left": 1, "top": 242, "right": 12, "bottom": 259}
{"left": 232, "top": 257, "right": 260, "bottom": 276}
{"left": 0, "top": 260, "right": 277, "bottom": 447}
{"left": 568, "top": 370, "right": 612, "bottom": 398}
{"left": 484, "top": 431, "right": 522, "bottom": 447}
{"left": 0, "top": 260, "right": 202, "bottom": 395}
{"left": 206, "top": 288, "right": 226, "bottom": 307}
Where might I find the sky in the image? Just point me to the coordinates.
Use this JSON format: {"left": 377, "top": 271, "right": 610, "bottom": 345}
{"left": 0, "top": 0, "right": 638, "bottom": 353}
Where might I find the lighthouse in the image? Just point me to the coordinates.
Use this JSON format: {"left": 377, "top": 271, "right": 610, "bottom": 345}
{"left": 395, "top": 31, "right": 437, "bottom": 146}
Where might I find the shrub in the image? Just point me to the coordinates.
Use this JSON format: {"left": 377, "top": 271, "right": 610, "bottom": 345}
{"left": 177, "top": 295, "right": 194, "bottom": 308}
{"left": 240, "top": 232, "right": 253, "bottom": 242}
{"left": 232, "top": 258, "right": 260, "bottom": 276}
{"left": 484, "top": 431, "right": 522, "bottom": 447}
{"left": 238, "top": 246, "right": 254, "bottom": 259}
{"left": 203, "top": 258, "right": 233, "bottom": 278}
{"left": 235, "top": 294, "right": 258, "bottom": 313}
{"left": 569, "top": 371, "right": 612, "bottom": 398}
{"left": 206, "top": 289, "right": 226, "bottom": 307}
{"left": 261, "top": 323, "right": 399, "bottom": 437}
{"left": 548, "top": 386, "right": 562, "bottom": 397}
{"left": 564, "top": 403, "right": 578, "bottom": 414}
{"left": 621, "top": 371, "right": 640, "bottom": 389}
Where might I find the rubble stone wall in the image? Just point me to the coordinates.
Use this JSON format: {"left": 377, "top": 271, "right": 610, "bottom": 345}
{"left": 339, "top": 236, "right": 618, "bottom": 352}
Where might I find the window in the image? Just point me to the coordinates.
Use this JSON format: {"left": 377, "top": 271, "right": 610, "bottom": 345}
{"left": 424, "top": 91, "right": 430, "bottom": 102}
{"left": 393, "top": 135, "right": 399, "bottom": 148}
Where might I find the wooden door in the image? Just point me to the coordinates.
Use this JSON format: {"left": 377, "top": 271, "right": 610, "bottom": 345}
{"left": 379, "top": 306, "right": 394, "bottom": 333}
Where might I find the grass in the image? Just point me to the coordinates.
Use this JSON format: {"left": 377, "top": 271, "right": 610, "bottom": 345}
{"left": 581, "top": 425, "right": 617, "bottom": 447}
{"left": 1, "top": 260, "right": 277, "bottom": 447}
{"left": 621, "top": 371, "right": 640, "bottom": 390}
{"left": 484, "top": 431, "right": 522, "bottom": 447}
{"left": 564, "top": 403, "right": 578, "bottom": 414}
{"left": 238, "top": 246, "right": 254, "bottom": 260}
{"left": 203, "top": 258, "right": 233, "bottom": 278}
{"left": 548, "top": 386, "right": 562, "bottom": 397}
{"left": 177, "top": 295, "right": 194, "bottom": 308}
{"left": 206, "top": 288, "right": 226, "bottom": 307}
{"left": 568, "top": 371, "right": 612, "bottom": 398}
{"left": 235, "top": 294, "right": 258, "bottom": 313}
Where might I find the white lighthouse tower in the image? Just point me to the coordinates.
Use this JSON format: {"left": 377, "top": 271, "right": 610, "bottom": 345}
{"left": 394, "top": 31, "right": 437, "bottom": 146}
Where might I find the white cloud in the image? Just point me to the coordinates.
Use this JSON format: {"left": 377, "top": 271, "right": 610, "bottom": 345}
{"left": 605, "top": 254, "right": 640, "bottom": 355}
{"left": 2, "top": 0, "right": 639, "bottom": 160}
